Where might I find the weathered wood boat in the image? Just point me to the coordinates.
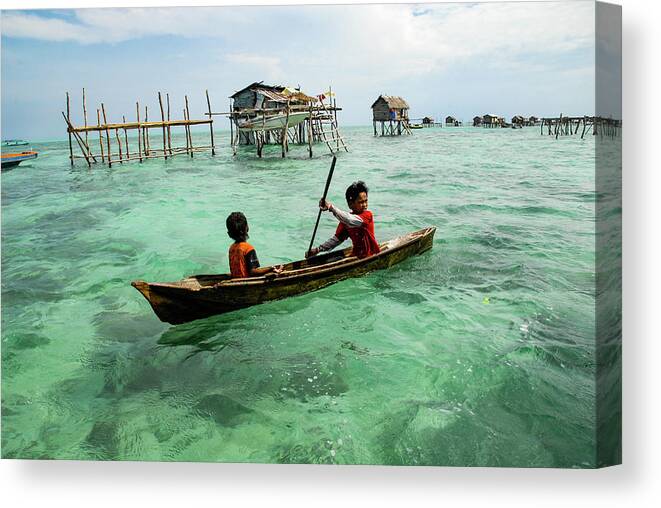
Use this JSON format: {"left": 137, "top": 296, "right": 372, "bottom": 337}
{"left": 132, "top": 227, "right": 436, "bottom": 325}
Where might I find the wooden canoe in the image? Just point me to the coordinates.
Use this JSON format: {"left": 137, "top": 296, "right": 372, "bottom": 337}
{"left": 132, "top": 227, "right": 436, "bottom": 325}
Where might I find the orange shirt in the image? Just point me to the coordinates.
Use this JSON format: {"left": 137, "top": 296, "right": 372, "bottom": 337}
{"left": 228, "top": 242, "right": 259, "bottom": 278}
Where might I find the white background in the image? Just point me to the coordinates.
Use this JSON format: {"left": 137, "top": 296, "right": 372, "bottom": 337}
{"left": 1, "top": 0, "right": 658, "bottom": 506}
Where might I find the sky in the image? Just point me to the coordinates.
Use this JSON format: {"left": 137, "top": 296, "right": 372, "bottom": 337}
{"left": 1, "top": 1, "right": 600, "bottom": 141}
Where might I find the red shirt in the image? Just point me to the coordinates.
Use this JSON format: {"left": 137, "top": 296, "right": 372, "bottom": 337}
{"left": 335, "top": 210, "right": 380, "bottom": 259}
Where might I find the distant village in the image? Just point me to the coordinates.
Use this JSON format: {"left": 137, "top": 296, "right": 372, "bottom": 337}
{"left": 62, "top": 81, "right": 620, "bottom": 167}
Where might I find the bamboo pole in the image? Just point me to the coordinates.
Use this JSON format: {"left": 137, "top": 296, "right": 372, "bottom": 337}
{"left": 158, "top": 92, "right": 168, "bottom": 160}
{"left": 166, "top": 93, "right": 172, "bottom": 156}
{"left": 308, "top": 101, "right": 313, "bottom": 158}
{"left": 183, "top": 109, "right": 190, "bottom": 156}
{"left": 97, "top": 109, "right": 105, "bottom": 163}
{"left": 144, "top": 106, "right": 150, "bottom": 155}
{"left": 136, "top": 102, "right": 143, "bottom": 162}
{"left": 185, "top": 95, "right": 194, "bottom": 158}
{"left": 122, "top": 115, "right": 130, "bottom": 158}
{"left": 61, "top": 111, "right": 92, "bottom": 167}
{"left": 229, "top": 102, "right": 236, "bottom": 156}
{"left": 281, "top": 102, "right": 290, "bottom": 158}
{"left": 115, "top": 128, "right": 123, "bottom": 163}
{"left": 206, "top": 90, "right": 215, "bottom": 155}
{"left": 82, "top": 88, "right": 89, "bottom": 149}
{"left": 66, "top": 92, "right": 74, "bottom": 166}
{"left": 101, "top": 103, "right": 112, "bottom": 167}
{"left": 330, "top": 86, "right": 339, "bottom": 151}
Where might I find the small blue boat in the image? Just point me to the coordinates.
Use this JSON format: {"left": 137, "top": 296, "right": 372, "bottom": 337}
{"left": 1, "top": 140, "right": 38, "bottom": 169}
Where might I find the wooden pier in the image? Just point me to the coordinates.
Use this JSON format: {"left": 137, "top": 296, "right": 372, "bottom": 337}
{"left": 540, "top": 115, "right": 621, "bottom": 139}
{"left": 63, "top": 89, "right": 216, "bottom": 167}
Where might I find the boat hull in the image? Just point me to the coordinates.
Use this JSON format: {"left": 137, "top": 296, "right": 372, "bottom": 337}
{"left": 132, "top": 227, "right": 436, "bottom": 325}
{"left": 1, "top": 151, "right": 38, "bottom": 169}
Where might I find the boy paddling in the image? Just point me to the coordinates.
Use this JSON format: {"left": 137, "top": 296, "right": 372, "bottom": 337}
{"left": 306, "top": 181, "right": 380, "bottom": 259}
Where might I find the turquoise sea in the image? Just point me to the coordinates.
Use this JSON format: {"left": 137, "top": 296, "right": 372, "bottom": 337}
{"left": 2, "top": 126, "right": 606, "bottom": 466}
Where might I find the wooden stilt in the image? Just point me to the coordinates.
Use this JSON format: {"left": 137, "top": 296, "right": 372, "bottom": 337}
{"left": 101, "top": 103, "right": 112, "bottom": 167}
{"left": 82, "top": 88, "right": 89, "bottom": 149}
{"left": 115, "top": 128, "right": 123, "bottom": 163}
{"left": 206, "top": 90, "right": 215, "bottom": 155}
{"left": 229, "top": 102, "right": 236, "bottom": 156}
{"left": 97, "top": 109, "right": 105, "bottom": 163}
{"left": 144, "top": 106, "right": 150, "bottom": 156}
{"left": 66, "top": 92, "right": 74, "bottom": 166}
{"left": 185, "top": 95, "right": 193, "bottom": 158}
{"left": 122, "top": 115, "right": 130, "bottom": 159}
{"left": 136, "top": 102, "right": 143, "bottom": 162}
{"left": 166, "top": 93, "right": 172, "bottom": 156}
{"left": 308, "top": 102, "right": 313, "bottom": 158}
{"left": 61, "top": 112, "right": 92, "bottom": 167}
{"left": 158, "top": 92, "right": 168, "bottom": 160}
{"left": 281, "top": 107, "right": 288, "bottom": 157}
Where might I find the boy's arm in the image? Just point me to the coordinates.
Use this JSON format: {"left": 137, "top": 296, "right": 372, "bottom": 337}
{"left": 317, "top": 235, "right": 342, "bottom": 252}
{"left": 327, "top": 204, "right": 364, "bottom": 227}
{"left": 245, "top": 249, "right": 279, "bottom": 276}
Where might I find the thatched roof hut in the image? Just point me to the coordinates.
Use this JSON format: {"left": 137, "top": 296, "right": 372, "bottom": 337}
{"left": 371, "top": 95, "right": 410, "bottom": 122}
{"left": 473, "top": 116, "right": 482, "bottom": 126}
{"left": 511, "top": 115, "right": 525, "bottom": 125}
{"left": 445, "top": 115, "right": 457, "bottom": 125}
{"left": 422, "top": 116, "right": 434, "bottom": 125}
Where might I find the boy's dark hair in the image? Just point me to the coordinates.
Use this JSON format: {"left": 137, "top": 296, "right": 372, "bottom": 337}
{"left": 345, "top": 181, "right": 369, "bottom": 204}
{"left": 226, "top": 211, "right": 249, "bottom": 242}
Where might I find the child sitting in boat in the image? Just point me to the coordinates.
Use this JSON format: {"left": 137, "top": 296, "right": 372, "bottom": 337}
{"left": 226, "top": 212, "right": 283, "bottom": 278}
{"left": 306, "top": 181, "right": 381, "bottom": 259}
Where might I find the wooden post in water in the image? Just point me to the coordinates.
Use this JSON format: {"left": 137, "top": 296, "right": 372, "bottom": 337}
{"left": 115, "top": 128, "right": 123, "bottom": 163}
{"left": 122, "top": 115, "right": 130, "bottom": 159}
{"left": 308, "top": 101, "right": 313, "bottom": 158}
{"left": 82, "top": 88, "right": 89, "bottom": 149}
{"left": 158, "top": 92, "right": 168, "bottom": 160}
{"left": 166, "top": 93, "right": 172, "bottom": 156}
{"left": 144, "top": 106, "right": 150, "bottom": 156}
{"left": 97, "top": 109, "right": 105, "bottom": 163}
{"left": 66, "top": 92, "right": 74, "bottom": 166}
{"left": 136, "top": 102, "right": 143, "bottom": 162}
{"left": 281, "top": 102, "right": 290, "bottom": 158}
{"left": 101, "top": 103, "right": 112, "bottom": 167}
{"left": 229, "top": 102, "right": 236, "bottom": 156}
{"left": 206, "top": 90, "right": 215, "bottom": 155}
{"left": 61, "top": 111, "right": 92, "bottom": 167}
{"left": 185, "top": 95, "right": 193, "bottom": 158}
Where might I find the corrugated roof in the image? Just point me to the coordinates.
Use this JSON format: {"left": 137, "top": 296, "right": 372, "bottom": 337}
{"left": 371, "top": 95, "right": 409, "bottom": 109}
{"left": 231, "top": 82, "right": 317, "bottom": 103}
{"left": 230, "top": 82, "right": 285, "bottom": 98}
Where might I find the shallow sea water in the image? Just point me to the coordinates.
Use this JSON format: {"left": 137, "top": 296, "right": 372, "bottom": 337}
{"left": 2, "top": 126, "right": 600, "bottom": 466}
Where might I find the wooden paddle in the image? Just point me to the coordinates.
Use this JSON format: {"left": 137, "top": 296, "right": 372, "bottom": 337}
{"left": 307, "top": 156, "right": 337, "bottom": 257}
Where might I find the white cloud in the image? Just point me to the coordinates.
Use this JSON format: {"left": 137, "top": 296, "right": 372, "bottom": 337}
{"left": 224, "top": 53, "right": 285, "bottom": 83}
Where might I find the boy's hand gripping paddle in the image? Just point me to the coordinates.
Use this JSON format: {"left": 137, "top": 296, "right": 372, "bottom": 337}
{"left": 307, "top": 156, "right": 337, "bottom": 257}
